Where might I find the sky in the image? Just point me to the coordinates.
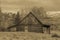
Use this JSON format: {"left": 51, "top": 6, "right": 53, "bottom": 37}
{"left": 1, "top": 0, "right": 60, "bottom": 13}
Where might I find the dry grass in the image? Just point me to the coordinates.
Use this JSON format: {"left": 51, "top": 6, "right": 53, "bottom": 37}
{"left": 0, "top": 31, "right": 60, "bottom": 40}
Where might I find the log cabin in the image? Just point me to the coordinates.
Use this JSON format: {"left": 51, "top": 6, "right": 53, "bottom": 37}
{"left": 7, "top": 12, "right": 51, "bottom": 34}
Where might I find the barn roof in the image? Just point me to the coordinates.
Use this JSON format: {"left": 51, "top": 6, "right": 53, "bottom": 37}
{"left": 19, "top": 12, "right": 43, "bottom": 25}
{"left": 20, "top": 11, "right": 51, "bottom": 25}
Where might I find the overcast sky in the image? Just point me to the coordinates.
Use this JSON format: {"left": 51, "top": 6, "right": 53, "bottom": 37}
{"left": 1, "top": 0, "right": 60, "bottom": 12}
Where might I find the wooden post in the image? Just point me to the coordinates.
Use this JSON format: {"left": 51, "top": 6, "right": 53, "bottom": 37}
{"left": 47, "top": 27, "right": 50, "bottom": 34}
{"left": 49, "top": 27, "right": 50, "bottom": 34}
{"left": 42, "top": 27, "right": 44, "bottom": 33}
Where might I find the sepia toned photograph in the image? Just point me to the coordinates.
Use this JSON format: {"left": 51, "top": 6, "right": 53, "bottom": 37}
{"left": 0, "top": 0, "right": 60, "bottom": 40}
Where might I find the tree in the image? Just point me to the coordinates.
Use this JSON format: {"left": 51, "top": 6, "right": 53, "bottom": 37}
{"left": 39, "top": 7, "right": 47, "bottom": 18}
{"left": 31, "top": 7, "right": 47, "bottom": 19}
{"left": 14, "top": 11, "right": 20, "bottom": 25}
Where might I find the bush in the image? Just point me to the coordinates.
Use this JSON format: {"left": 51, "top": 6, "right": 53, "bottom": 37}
{"left": 52, "top": 34, "right": 60, "bottom": 38}
{"left": 0, "top": 27, "right": 6, "bottom": 32}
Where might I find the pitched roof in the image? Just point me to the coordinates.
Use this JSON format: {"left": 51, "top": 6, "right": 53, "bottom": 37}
{"left": 19, "top": 12, "right": 43, "bottom": 25}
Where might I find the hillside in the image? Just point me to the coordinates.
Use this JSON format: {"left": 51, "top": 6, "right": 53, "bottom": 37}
{"left": 47, "top": 11, "right": 60, "bottom": 18}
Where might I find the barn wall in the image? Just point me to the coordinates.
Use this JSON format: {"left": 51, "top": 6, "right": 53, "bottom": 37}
{"left": 28, "top": 25, "right": 43, "bottom": 32}
{"left": 16, "top": 24, "right": 43, "bottom": 33}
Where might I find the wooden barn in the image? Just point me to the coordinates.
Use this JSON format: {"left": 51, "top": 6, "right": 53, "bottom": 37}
{"left": 7, "top": 12, "right": 50, "bottom": 34}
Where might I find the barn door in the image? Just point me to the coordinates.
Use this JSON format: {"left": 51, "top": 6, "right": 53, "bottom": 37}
{"left": 25, "top": 26, "right": 28, "bottom": 32}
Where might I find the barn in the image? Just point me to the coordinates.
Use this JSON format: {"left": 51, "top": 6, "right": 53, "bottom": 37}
{"left": 7, "top": 12, "right": 50, "bottom": 34}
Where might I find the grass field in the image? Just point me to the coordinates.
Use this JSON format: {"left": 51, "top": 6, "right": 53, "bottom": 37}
{"left": 0, "top": 31, "right": 60, "bottom": 40}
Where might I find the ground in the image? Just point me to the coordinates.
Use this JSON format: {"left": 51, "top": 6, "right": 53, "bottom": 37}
{"left": 0, "top": 31, "right": 60, "bottom": 40}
